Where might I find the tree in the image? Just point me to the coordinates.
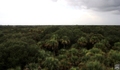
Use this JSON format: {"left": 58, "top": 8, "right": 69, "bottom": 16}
{"left": 81, "top": 61, "right": 105, "bottom": 70}
{"left": 113, "top": 42, "right": 120, "bottom": 51}
{"left": 100, "top": 39, "right": 110, "bottom": 50}
{"left": 45, "top": 39, "right": 58, "bottom": 50}
{"left": 77, "top": 37, "right": 87, "bottom": 47}
{"left": 80, "top": 48, "right": 88, "bottom": 56}
{"left": 67, "top": 48, "right": 79, "bottom": 56}
{"left": 89, "top": 48, "right": 104, "bottom": 54}
{"left": 90, "top": 36, "right": 100, "bottom": 44}
{"left": 82, "top": 48, "right": 105, "bottom": 63}
{"left": 59, "top": 59, "right": 71, "bottom": 70}
{"left": 50, "top": 34, "right": 59, "bottom": 40}
{"left": 57, "top": 54, "right": 67, "bottom": 60}
{"left": 108, "top": 50, "right": 120, "bottom": 65}
{"left": 38, "top": 49, "right": 51, "bottom": 63}
{"left": 58, "top": 49, "right": 67, "bottom": 54}
{"left": 69, "top": 55, "right": 79, "bottom": 66}
{"left": 92, "top": 53, "right": 105, "bottom": 63}
{"left": 60, "top": 36, "right": 70, "bottom": 48}
{"left": 70, "top": 67, "right": 79, "bottom": 70}
{"left": 66, "top": 48, "right": 80, "bottom": 66}
{"left": 0, "top": 39, "right": 39, "bottom": 70}
{"left": 42, "top": 57, "right": 59, "bottom": 70}
{"left": 37, "top": 41, "right": 44, "bottom": 49}
{"left": 0, "top": 32, "right": 5, "bottom": 43}
{"left": 93, "top": 42, "right": 107, "bottom": 52}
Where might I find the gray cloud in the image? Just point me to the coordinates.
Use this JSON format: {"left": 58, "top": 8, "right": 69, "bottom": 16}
{"left": 65, "top": 0, "right": 120, "bottom": 12}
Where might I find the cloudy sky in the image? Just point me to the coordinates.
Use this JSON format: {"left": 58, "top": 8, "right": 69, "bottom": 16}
{"left": 0, "top": 0, "right": 120, "bottom": 25}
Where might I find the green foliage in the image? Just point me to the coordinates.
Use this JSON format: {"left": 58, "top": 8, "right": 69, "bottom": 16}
{"left": 0, "top": 39, "right": 39, "bottom": 70}
{"left": 80, "top": 48, "right": 88, "bottom": 55}
{"left": 27, "top": 63, "right": 38, "bottom": 70}
{"left": 0, "top": 26, "right": 120, "bottom": 70}
{"left": 89, "top": 48, "right": 104, "bottom": 54}
{"left": 69, "top": 67, "right": 79, "bottom": 70}
{"left": 108, "top": 50, "right": 120, "bottom": 64}
{"left": 44, "top": 39, "right": 59, "bottom": 51}
{"left": 82, "top": 48, "right": 105, "bottom": 63}
{"left": 59, "top": 36, "right": 70, "bottom": 49}
{"left": 82, "top": 61, "right": 105, "bottom": 70}
{"left": 57, "top": 54, "right": 67, "bottom": 60}
{"left": 90, "top": 36, "right": 100, "bottom": 44}
{"left": 59, "top": 59, "right": 71, "bottom": 70}
{"left": 58, "top": 49, "right": 67, "bottom": 54}
{"left": 94, "top": 42, "right": 107, "bottom": 52}
{"left": 68, "top": 48, "right": 79, "bottom": 56}
{"left": 38, "top": 49, "right": 50, "bottom": 60}
{"left": 42, "top": 57, "right": 59, "bottom": 70}
{"left": 77, "top": 37, "right": 87, "bottom": 46}
{"left": 113, "top": 42, "right": 120, "bottom": 51}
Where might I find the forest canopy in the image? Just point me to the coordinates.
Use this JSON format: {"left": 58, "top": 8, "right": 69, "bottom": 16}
{"left": 0, "top": 26, "right": 120, "bottom": 70}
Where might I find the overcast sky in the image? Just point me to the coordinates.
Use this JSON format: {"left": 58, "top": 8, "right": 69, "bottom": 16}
{"left": 0, "top": 0, "right": 120, "bottom": 25}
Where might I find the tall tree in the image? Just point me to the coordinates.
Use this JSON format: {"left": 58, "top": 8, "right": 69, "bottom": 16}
{"left": 44, "top": 39, "right": 59, "bottom": 55}
{"left": 42, "top": 57, "right": 59, "bottom": 70}
{"left": 60, "top": 36, "right": 70, "bottom": 48}
{"left": 93, "top": 42, "right": 106, "bottom": 52}
{"left": 90, "top": 36, "right": 100, "bottom": 44}
{"left": 77, "top": 36, "right": 87, "bottom": 47}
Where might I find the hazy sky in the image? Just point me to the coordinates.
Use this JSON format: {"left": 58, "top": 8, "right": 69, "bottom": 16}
{"left": 0, "top": 0, "right": 120, "bottom": 25}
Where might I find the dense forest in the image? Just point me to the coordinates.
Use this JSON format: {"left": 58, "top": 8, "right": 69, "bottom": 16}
{"left": 0, "top": 26, "right": 120, "bottom": 70}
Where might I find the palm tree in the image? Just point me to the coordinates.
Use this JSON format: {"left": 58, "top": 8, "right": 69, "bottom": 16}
{"left": 57, "top": 54, "right": 67, "bottom": 60}
{"left": 92, "top": 53, "right": 105, "bottom": 63}
{"left": 51, "top": 34, "right": 59, "bottom": 40}
{"left": 89, "top": 48, "right": 104, "bottom": 55}
{"left": 77, "top": 37, "right": 87, "bottom": 47}
{"left": 68, "top": 48, "right": 78, "bottom": 56}
{"left": 38, "top": 49, "right": 50, "bottom": 61}
{"left": 82, "top": 47, "right": 105, "bottom": 63}
{"left": 90, "top": 36, "right": 100, "bottom": 44}
{"left": 66, "top": 48, "right": 80, "bottom": 66}
{"left": 69, "top": 55, "right": 79, "bottom": 66}
{"left": 59, "top": 59, "right": 71, "bottom": 70}
{"left": 108, "top": 50, "right": 120, "bottom": 64}
{"left": 80, "top": 48, "right": 88, "bottom": 56}
{"left": 82, "top": 61, "right": 105, "bottom": 70}
{"left": 100, "top": 39, "right": 110, "bottom": 50}
{"left": 58, "top": 49, "right": 67, "bottom": 54}
{"left": 42, "top": 57, "right": 59, "bottom": 70}
{"left": 50, "top": 39, "right": 59, "bottom": 51}
{"left": 93, "top": 42, "right": 106, "bottom": 52}
{"left": 37, "top": 41, "right": 44, "bottom": 49}
{"left": 60, "top": 36, "right": 70, "bottom": 48}
{"left": 44, "top": 38, "right": 59, "bottom": 56}
{"left": 113, "top": 42, "right": 120, "bottom": 51}
{"left": 44, "top": 39, "right": 59, "bottom": 51}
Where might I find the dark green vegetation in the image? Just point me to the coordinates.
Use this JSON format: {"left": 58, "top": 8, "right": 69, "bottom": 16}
{"left": 0, "top": 26, "right": 120, "bottom": 70}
